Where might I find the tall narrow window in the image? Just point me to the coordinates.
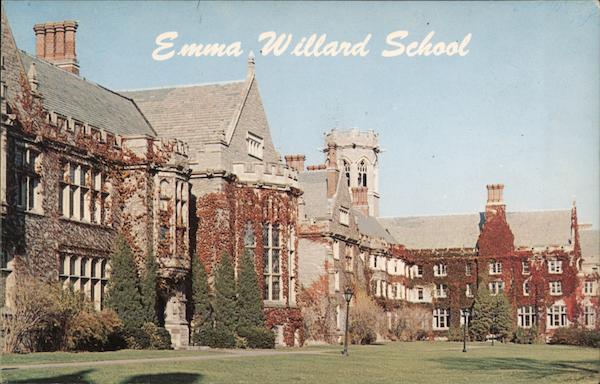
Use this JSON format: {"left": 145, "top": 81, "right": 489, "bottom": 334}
{"left": 288, "top": 227, "right": 296, "bottom": 305}
{"left": 59, "top": 254, "right": 108, "bottom": 310}
{"left": 60, "top": 162, "right": 109, "bottom": 225}
{"left": 263, "top": 224, "right": 281, "bottom": 301}
{"left": 357, "top": 160, "right": 367, "bottom": 187}
{"left": 584, "top": 281, "right": 595, "bottom": 296}
{"left": 465, "top": 284, "right": 473, "bottom": 298}
{"left": 583, "top": 306, "right": 595, "bottom": 328}
{"left": 417, "top": 287, "right": 424, "bottom": 301}
{"left": 345, "top": 244, "right": 353, "bottom": 272}
{"left": 339, "top": 207, "right": 349, "bottom": 226}
{"left": 247, "top": 132, "right": 264, "bottom": 159}
{"left": 14, "top": 145, "right": 41, "bottom": 212}
{"left": 343, "top": 160, "right": 351, "bottom": 187}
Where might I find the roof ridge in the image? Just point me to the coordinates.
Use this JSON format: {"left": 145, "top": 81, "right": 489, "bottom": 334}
{"left": 22, "top": 51, "right": 146, "bottom": 105}
{"left": 119, "top": 79, "right": 245, "bottom": 93}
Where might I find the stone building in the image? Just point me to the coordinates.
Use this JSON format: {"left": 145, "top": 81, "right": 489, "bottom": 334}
{"left": 380, "top": 185, "right": 594, "bottom": 338}
{"left": 1, "top": 13, "right": 192, "bottom": 347}
{"left": 1, "top": 12, "right": 301, "bottom": 348}
{"left": 298, "top": 129, "right": 597, "bottom": 341}
{"left": 295, "top": 129, "right": 396, "bottom": 342}
{"left": 122, "top": 54, "right": 303, "bottom": 347}
{"left": 1, "top": 10, "right": 596, "bottom": 350}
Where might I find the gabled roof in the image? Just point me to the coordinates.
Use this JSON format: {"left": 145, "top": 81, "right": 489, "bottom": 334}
{"left": 379, "top": 209, "right": 573, "bottom": 250}
{"left": 353, "top": 209, "right": 396, "bottom": 244}
{"left": 1, "top": 6, "right": 26, "bottom": 113}
{"left": 19, "top": 52, "right": 155, "bottom": 137}
{"left": 121, "top": 80, "right": 247, "bottom": 150}
{"left": 378, "top": 214, "right": 482, "bottom": 249}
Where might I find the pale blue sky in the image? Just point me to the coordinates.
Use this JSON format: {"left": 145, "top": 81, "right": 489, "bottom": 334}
{"left": 4, "top": 1, "right": 599, "bottom": 226}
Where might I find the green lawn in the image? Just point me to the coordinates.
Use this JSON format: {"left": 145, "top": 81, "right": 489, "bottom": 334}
{"left": 1, "top": 342, "right": 598, "bottom": 384}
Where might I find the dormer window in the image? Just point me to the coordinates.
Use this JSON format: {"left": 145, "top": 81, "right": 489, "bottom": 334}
{"left": 339, "top": 206, "right": 349, "bottom": 226}
{"left": 247, "top": 132, "right": 263, "bottom": 159}
{"left": 73, "top": 120, "right": 84, "bottom": 135}
{"left": 57, "top": 114, "right": 68, "bottom": 131}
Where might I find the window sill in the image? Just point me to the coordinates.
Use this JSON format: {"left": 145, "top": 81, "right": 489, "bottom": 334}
{"left": 59, "top": 216, "right": 112, "bottom": 229}
{"left": 15, "top": 208, "right": 45, "bottom": 216}
{"left": 263, "top": 300, "right": 287, "bottom": 308}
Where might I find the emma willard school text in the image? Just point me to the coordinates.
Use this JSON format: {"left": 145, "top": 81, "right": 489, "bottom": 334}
{"left": 152, "top": 30, "right": 473, "bottom": 60}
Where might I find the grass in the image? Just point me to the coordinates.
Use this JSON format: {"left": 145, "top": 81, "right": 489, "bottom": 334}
{"left": 1, "top": 342, "right": 598, "bottom": 383}
{"left": 0, "top": 348, "right": 215, "bottom": 366}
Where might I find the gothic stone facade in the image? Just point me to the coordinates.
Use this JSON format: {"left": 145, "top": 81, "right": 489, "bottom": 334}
{"left": 297, "top": 130, "right": 598, "bottom": 342}
{"left": 2, "top": 12, "right": 597, "bottom": 350}
{"left": 1, "top": 13, "right": 301, "bottom": 348}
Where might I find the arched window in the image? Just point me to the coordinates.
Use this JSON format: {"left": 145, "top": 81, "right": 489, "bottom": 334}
{"left": 343, "top": 160, "right": 351, "bottom": 187}
{"left": 159, "top": 179, "right": 170, "bottom": 211}
{"left": 357, "top": 160, "right": 368, "bottom": 187}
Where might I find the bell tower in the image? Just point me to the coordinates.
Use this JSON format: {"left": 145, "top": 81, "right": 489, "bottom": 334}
{"left": 324, "top": 129, "right": 380, "bottom": 216}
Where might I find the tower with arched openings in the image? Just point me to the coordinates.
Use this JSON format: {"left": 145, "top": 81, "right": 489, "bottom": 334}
{"left": 324, "top": 129, "right": 380, "bottom": 217}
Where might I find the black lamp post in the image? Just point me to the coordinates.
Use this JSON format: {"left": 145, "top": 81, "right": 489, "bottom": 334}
{"left": 342, "top": 287, "right": 354, "bottom": 356}
{"left": 462, "top": 309, "right": 470, "bottom": 353}
{"left": 491, "top": 310, "right": 497, "bottom": 346}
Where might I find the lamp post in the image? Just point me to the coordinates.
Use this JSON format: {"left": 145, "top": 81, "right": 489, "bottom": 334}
{"left": 462, "top": 309, "right": 470, "bottom": 353}
{"left": 491, "top": 310, "right": 497, "bottom": 346}
{"left": 342, "top": 287, "right": 354, "bottom": 356}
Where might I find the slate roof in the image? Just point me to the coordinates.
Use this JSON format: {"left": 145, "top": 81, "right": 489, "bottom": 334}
{"left": 298, "top": 170, "right": 329, "bottom": 219}
{"left": 19, "top": 52, "right": 155, "bottom": 137}
{"left": 1, "top": 8, "right": 25, "bottom": 113}
{"left": 580, "top": 229, "right": 599, "bottom": 272}
{"left": 506, "top": 210, "right": 572, "bottom": 248}
{"left": 379, "top": 209, "right": 573, "bottom": 249}
{"left": 121, "top": 81, "right": 246, "bottom": 150}
{"left": 353, "top": 209, "right": 396, "bottom": 244}
{"left": 378, "top": 214, "right": 482, "bottom": 249}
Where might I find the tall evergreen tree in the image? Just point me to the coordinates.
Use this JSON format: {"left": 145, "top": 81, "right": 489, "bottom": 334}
{"left": 470, "top": 286, "right": 515, "bottom": 342}
{"left": 140, "top": 248, "right": 158, "bottom": 325}
{"left": 105, "top": 236, "right": 144, "bottom": 329}
{"left": 213, "top": 253, "right": 238, "bottom": 331}
{"left": 469, "top": 287, "right": 493, "bottom": 341}
{"left": 191, "top": 255, "right": 211, "bottom": 327}
{"left": 490, "top": 293, "right": 515, "bottom": 341}
{"left": 237, "top": 249, "right": 264, "bottom": 329}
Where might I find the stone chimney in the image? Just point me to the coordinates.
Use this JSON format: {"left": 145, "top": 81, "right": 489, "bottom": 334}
{"left": 485, "top": 184, "right": 506, "bottom": 217}
{"left": 351, "top": 187, "right": 369, "bottom": 216}
{"left": 34, "top": 21, "right": 79, "bottom": 75}
{"left": 285, "top": 154, "right": 305, "bottom": 172}
{"left": 326, "top": 144, "right": 339, "bottom": 198}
